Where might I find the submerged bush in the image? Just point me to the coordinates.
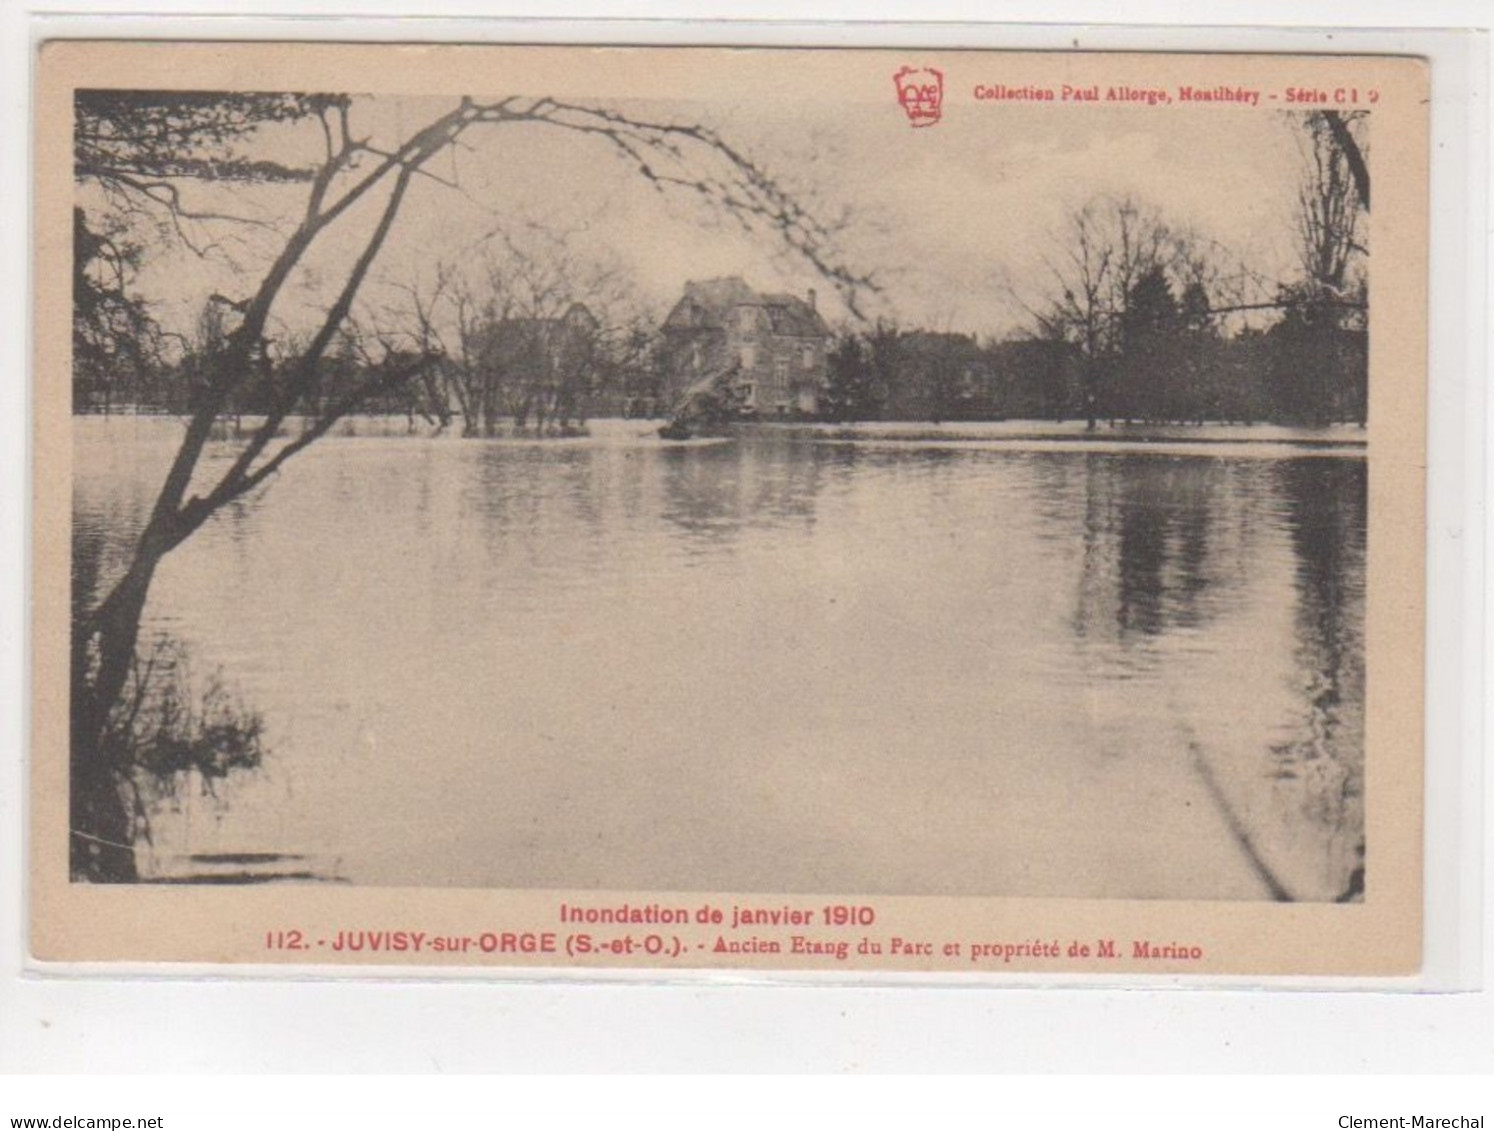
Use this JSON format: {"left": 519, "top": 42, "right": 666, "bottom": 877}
{"left": 100, "top": 638, "right": 266, "bottom": 842}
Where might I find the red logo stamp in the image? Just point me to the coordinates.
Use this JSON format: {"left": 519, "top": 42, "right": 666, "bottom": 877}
{"left": 893, "top": 65, "right": 945, "bottom": 127}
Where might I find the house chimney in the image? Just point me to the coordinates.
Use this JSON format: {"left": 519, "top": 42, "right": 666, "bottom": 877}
{"left": 807, "top": 287, "right": 817, "bottom": 311}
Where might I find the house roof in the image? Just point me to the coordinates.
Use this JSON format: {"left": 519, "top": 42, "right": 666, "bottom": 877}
{"left": 664, "top": 276, "right": 829, "bottom": 338}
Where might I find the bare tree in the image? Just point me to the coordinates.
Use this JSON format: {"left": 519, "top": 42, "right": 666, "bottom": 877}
{"left": 381, "top": 263, "right": 502, "bottom": 437}
{"left": 382, "top": 227, "right": 650, "bottom": 436}
{"left": 1027, "top": 196, "right": 1175, "bottom": 429}
{"left": 1293, "top": 110, "right": 1368, "bottom": 298}
{"left": 366, "top": 279, "right": 453, "bottom": 430}
{"left": 71, "top": 91, "right": 872, "bottom": 881}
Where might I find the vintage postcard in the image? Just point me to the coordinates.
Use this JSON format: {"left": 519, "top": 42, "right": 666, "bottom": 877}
{"left": 31, "top": 41, "right": 1427, "bottom": 976}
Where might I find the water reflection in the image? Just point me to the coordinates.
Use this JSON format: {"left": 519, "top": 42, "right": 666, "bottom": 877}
{"left": 71, "top": 418, "right": 1368, "bottom": 900}
{"left": 657, "top": 436, "right": 826, "bottom": 551}
{"left": 1275, "top": 459, "right": 1367, "bottom": 899}
{"left": 1071, "top": 456, "right": 1273, "bottom": 645}
{"left": 1061, "top": 451, "right": 1366, "bottom": 899}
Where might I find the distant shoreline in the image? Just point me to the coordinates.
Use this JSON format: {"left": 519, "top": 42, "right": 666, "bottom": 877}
{"left": 797, "top": 422, "right": 1366, "bottom": 449}
{"left": 73, "top": 412, "right": 1369, "bottom": 454}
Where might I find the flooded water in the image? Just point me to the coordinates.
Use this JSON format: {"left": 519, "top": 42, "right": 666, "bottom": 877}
{"left": 73, "top": 417, "right": 1366, "bottom": 901}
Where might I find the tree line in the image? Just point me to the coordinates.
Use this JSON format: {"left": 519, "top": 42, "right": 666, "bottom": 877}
{"left": 76, "top": 112, "right": 1366, "bottom": 433}
{"left": 824, "top": 113, "right": 1369, "bottom": 429}
{"left": 74, "top": 213, "right": 670, "bottom": 433}
{"left": 821, "top": 287, "right": 1365, "bottom": 429}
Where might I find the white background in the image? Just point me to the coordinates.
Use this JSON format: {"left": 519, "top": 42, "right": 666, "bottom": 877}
{"left": 1, "top": 0, "right": 1489, "bottom": 1110}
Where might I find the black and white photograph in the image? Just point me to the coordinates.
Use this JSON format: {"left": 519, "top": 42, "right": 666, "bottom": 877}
{"left": 33, "top": 42, "right": 1430, "bottom": 973}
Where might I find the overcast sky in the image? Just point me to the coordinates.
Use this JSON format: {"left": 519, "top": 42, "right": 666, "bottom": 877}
{"left": 112, "top": 90, "right": 1315, "bottom": 344}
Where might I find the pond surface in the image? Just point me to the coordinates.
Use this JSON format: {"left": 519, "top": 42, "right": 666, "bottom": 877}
{"left": 73, "top": 417, "right": 1366, "bottom": 900}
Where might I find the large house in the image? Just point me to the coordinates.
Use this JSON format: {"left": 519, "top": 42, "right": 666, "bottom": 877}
{"left": 659, "top": 277, "right": 831, "bottom": 417}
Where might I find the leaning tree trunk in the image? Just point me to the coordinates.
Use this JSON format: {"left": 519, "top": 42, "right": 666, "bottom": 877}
{"left": 69, "top": 726, "right": 137, "bottom": 883}
{"left": 70, "top": 553, "right": 162, "bottom": 883}
{"left": 68, "top": 411, "right": 206, "bottom": 882}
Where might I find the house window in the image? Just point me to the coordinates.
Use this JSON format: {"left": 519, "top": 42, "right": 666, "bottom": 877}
{"left": 802, "top": 343, "right": 816, "bottom": 370}
{"left": 774, "top": 359, "right": 789, "bottom": 390}
{"left": 740, "top": 345, "right": 757, "bottom": 370}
